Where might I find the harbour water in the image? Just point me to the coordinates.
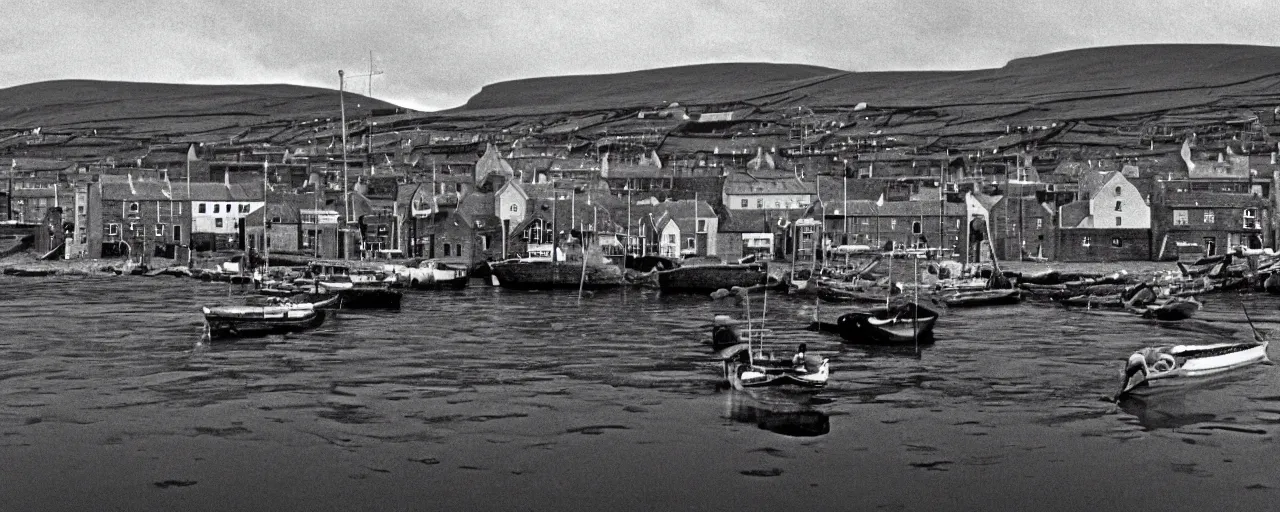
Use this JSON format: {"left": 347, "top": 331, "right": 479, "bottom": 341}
{"left": 2, "top": 275, "right": 1280, "bottom": 510}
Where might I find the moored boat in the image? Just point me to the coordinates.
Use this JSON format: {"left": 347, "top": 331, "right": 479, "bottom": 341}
{"left": 656, "top": 263, "right": 768, "bottom": 293}
{"left": 489, "top": 259, "right": 626, "bottom": 290}
{"left": 835, "top": 302, "right": 938, "bottom": 345}
{"left": 718, "top": 343, "right": 830, "bottom": 389}
{"left": 939, "top": 288, "right": 1022, "bottom": 308}
{"left": 1119, "top": 340, "right": 1270, "bottom": 395}
{"left": 201, "top": 304, "right": 327, "bottom": 339}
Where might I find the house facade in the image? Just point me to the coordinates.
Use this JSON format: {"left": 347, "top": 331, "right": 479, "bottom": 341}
{"left": 1056, "top": 172, "right": 1152, "bottom": 261}
{"left": 188, "top": 179, "right": 265, "bottom": 252}
{"left": 722, "top": 172, "right": 814, "bottom": 211}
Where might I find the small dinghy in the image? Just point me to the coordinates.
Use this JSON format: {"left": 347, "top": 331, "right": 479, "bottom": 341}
{"left": 939, "top": 288, "right": 1022, "bottom": 308}
{"left": 835, "top": 302, "right": 938, "bottom": 345}
{"left": 202, "top": 305, "right": 327, "bottom": 339}
{"left": 719, "top": 343, "right": 830, "bottom": 390}
{"left": 1119, "top": 340, "right": 1269, "bottom": 395}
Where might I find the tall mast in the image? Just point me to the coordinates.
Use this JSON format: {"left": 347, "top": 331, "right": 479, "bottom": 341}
{"left": 339, "top": 69, "right": 351, "bottom": 259}
{"left": 939, "top": 150, "right": 946, "bottom": 256}
{"left": 263, "top": 157, "right": 269, "bottom": 270}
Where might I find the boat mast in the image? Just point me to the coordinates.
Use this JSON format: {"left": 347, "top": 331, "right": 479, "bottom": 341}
{"left": 552, "top": 185, "right": 559, "bottom": 285}
{"left": 939, "top": 150, "right": 946, "bottom": 257}
{"left": 263, "top": 157, "right": 269, "bottom": 271}
{"left": 1017, "top": 151, "right": 1025, "bottom": 261}
{"left": 339, "top": 69, "right": 351, "bottom": 259}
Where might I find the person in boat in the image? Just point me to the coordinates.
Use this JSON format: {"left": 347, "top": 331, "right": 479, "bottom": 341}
{"left": 712, "top": 315, "right": 743, "bottom": 348}
{"left": 792, "top": 343, "right": 808, "bottom": 368}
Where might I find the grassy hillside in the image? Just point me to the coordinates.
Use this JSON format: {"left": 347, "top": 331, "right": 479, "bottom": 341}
{"left": 0, "top": 80, "right": 402, "bottom": 135}
{"left": 449, "top": 44, "right": 1280, "bottom": 121}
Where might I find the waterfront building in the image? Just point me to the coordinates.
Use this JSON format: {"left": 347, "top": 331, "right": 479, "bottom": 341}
{"left": 187, "top": 174, "right": 265, "bottom": 252}
{"left": 1056, "top": 171, "right": 1152, "bottom": 261}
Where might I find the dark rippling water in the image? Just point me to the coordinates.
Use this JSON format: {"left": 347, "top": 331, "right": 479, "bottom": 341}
{"left": 2, "top": 275, "right": 1280, "bottom": 511}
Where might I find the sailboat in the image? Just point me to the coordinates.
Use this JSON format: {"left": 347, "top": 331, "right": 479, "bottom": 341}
{"left": 714, "top": 288, "right": 830, "bottom": 389}
{"left": 937, "top": 241, "right": 1023, "bottom": 308}
{"left": 832, "top": 241, "right": 939, "bottom": 345}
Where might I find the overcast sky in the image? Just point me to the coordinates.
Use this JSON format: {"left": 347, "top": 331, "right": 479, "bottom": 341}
{"left": 3, "top": 0, "right": 1276, "bottom": 111}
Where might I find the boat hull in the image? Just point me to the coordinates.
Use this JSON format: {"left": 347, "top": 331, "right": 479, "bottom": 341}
{"left": 725, "top": 361, "right": 829, "bottom": 390}
{"left": 940, "top": 289, "right": 1022, "bottom": 308}
{"left": 836, "top": 303, "right": 939, "bottom": 345}
{"left": 203, "top": 308, "right": 326, "bottom": 339}
{"left": 657, "top": 264, "right": 768, "bottom": 293}
{"left": 1121, "top": 341, "right": 1270, "bottom": 395}
{"left": 490, "top": 261, "right": 626, "bottom": 290}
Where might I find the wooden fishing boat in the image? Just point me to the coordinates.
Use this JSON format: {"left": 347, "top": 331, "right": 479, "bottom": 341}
{"left": 657, "top": 263, "right": 768, "bottom": 293}
{"left": 835, "top": 302, "right": 938, "bottom": 345}
{"left": 489, "top": 259, "right": 626, "bottom": 290}
{"left": 1134, "top": 297, "right": 1201, "bottom": 321}
{"left": 719, "top": 343, "right": 830, "bottom": 389}
{"left": 202, "top": 304, "right": 327, "bottom": 339}
{"left": 938, "top": 288, "right": 1022, "bottom": 308}
{"left": 1119, "top": 340, "right": 1270, "bottom": 395}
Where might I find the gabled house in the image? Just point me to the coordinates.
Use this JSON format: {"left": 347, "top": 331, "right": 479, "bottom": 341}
{"left": 1056, "top": 171, "right": 1151, "bottom": 261}
{"left": 723, "top": 171, "right": 815, "bottom": 211}
{"left": 636, "top": 200, "right": 719, "bottom": 258}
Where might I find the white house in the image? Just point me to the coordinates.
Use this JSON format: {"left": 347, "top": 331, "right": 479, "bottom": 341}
{"left": 723, "top": 172, "right": 815, "bottom": 211}
{"left": 1059, "top": 171, "right": 1150, "bottom": 229}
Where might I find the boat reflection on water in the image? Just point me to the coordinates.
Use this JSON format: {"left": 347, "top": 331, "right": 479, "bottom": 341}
{"left": 1116, "top": 394, "right": 1217, "bottom": 431}
{"left": 724, "top": 390, "right": 830, "bottom": 437}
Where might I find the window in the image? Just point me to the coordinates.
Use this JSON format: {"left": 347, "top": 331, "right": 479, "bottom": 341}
{"left": 685, "top": 237, "right": 695, "bottom": 249}
{"left": 1114, "top": 201, "right": 1122, "bottom": 212}
{"left": 199, "top": 203, "right": 206, "bottom": 214}
{"left": 215, "top": 218, "right": 224, "bottom": 228}
{"left": 1173, "top": 210, "right": 1188, "bottom": 226}
{"left": 697, "top": 219, "right": 707, "bottom": 233}
{"left": 107, "top": 223, "right": 120, "bottom": 236}
{"left": 443, "top": 243, "right": 451, "bottom": 257}
{"left": 173, "top": 225, "right": 182, "bottom": 242}
{"left": 272, "top": 217, "right": 281, "bottom": 223}
{"left": 213, "top": 204, "right": 220, "bottom": 214}
{"left": 481, "top": 235, "right": 490, "bottom": 250}
{"left": 155, "top": 224, "right": 165, "bottom": 237}
{"left": 509, "top": 204, "right": 518, "bottom": 213}
{"left": 862, "top": 218, "right": 870, "bottom": 227}
{"left": 1116, "top": 217, "right": 1122, "bottom": 227}
{"left": 890, "top": 219, "right": 898, "bottom": 230}
{"left": 177, "top": 202, "right": 182, "bottom": 215}
{"left": 1082, "top": 236, "right": 1091, "bottom": 247}
{"left": 1036, "top": 218, "right": 1043, "bottom": 229}
{"left": 774, "top": 201, "right": 781, "bottom": 208}
{"left": 911, "top": 221, "right": 922, "bottom": 235}
{"left": 1244, "top": 208, "right": 1259, "bottom": 229}
{"left": 740, "top": 199, "right": 748, "bottom": 208}
{"left": 955, "top": 219, "right": 961, "bottom": 229}
{"left": 1111, "top": 237, "right": 1123, "bottom": 248}
{"left": 239, "top": 204, "right": 249, "bottom": 213}
{"left": 666, "top": 234, "right": 676, "bottom": 244}
{"left": 1203, "top": 211, "right": 1215, "bottom": 223}
{"left": 1114, "top": 186, "right": 1122, "bottom": 196}
{"left": 128, "top": 202, "right": 139, "bottom": 213}
{"left": 77, "top": 205, "right": 85, "bottom": 214}
{"left": 757, "top": 199, "right": 763, "bottom": 208}
{"left": 304, "top": 229, "right": 317, "bottom": 248}
{"left": 225, "top": 204, "right": 231, "bottom": 213}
